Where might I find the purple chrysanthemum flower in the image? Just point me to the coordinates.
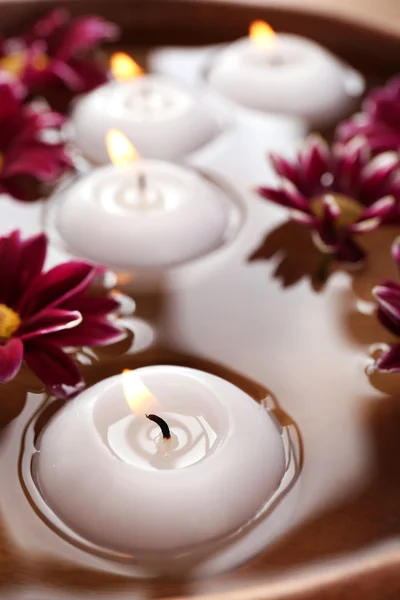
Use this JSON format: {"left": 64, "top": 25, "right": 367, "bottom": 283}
{"left": 0, "top": 77, "right": 70, "bottom": 200}
{"left": 257, "top": 135, "right": 400, "bottom": 267}
{"left": 0, "top": 9, "right": 118, "bottom": 97}
{"left": 373, "top": 238, "right": 400, "bottom": 372}
{"left": 0, "top": 230, "right": 125, "bottom": 397}
{"left": 337, "top": 76, "right": 400, "bottom": 154}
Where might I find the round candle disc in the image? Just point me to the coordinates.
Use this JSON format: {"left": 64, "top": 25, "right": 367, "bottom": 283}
{"left": 29, "top": 366, "right": 299, "bottom": 577}
{"left": 46, "top": 162, "right": 239, "bottom": 274}
{"left": 71, "top": 76, "right": 222, "bottom": 163}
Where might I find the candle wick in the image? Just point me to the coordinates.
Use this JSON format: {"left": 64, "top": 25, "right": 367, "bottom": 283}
{"left": 137, "top": 170, "right": 148, "bottom": 209}
{"left": 146, "top": 414, "right": 171, "bottom": 439}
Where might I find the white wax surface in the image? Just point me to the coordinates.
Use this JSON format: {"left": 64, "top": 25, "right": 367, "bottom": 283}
{"left": 71, "top": 76, "right": 221, "bottom": 163}
{"left": 207, "top": 35, "right": 365, "bottom": 126}
{"left": 36, "top": 366, "right": 286, "bottom": 566}
{"left": 53, "top": 161, "right": 232, "bottom": 270}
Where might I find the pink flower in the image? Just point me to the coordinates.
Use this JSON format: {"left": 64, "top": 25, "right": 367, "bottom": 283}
{"left": 373, "top": 238, "right": 400, "bottom": 372}
{"left": 0, "top": 77, "right": 70, "bottom": 200}
{"left": 337, "top": 76, "right": 400, "bottom": 154}
{"left": 0, "top": 9, "right": 118, "bottom": 97}
{"left": 0, "top": 230, "right": 125, "bottom": 398}
{"left": 258, "top": 136, "right": 400, "bottom": 266}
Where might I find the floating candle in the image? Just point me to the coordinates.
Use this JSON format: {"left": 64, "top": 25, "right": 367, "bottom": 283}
{"left": 46, "top": 131, "right": 234, "bottom": 277}
{"left": 71, "top": 53, "right": 220, "bottom": 163}
{"left": 34, "top": 365, "right": 296, "bottom": 576}
{"left": 207, "top": 21, "right": 365, "bottom": 127}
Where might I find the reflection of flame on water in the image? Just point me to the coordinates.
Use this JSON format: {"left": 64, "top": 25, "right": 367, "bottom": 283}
{"left": 110, "top": 52, "right": 143, "bottom": 81}
{"left": 105, "top": 129, "right": 139, "bottom": 167}
{"left": 249, "top": 20, "right": 276, "bottom": 50}
{"left": 122, "top": 369, "right": 158, "bottom": 415}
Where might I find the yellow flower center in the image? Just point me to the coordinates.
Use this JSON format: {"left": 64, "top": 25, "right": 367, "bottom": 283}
{"left": 310, "top": 193, "right": 364, "bottom": 229}
{"left": 0, "top": 50, "right": 49, "bottom": 76}
{"left": 0, "top": 304, "right": 21, "bottom": 338}
{"left": 0, "top": 153, "right": 4, "bottom": 173}
{"left": 0, "top": 51, "right": 27, "bottom": 76}
{"left": 31, "top": 53, "right": 49, "bottom": 71}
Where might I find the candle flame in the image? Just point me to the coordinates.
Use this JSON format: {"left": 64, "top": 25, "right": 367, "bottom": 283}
{"left": 122, "top": 369, "right": 158, "bottom": 416}
{"left": 249, "top": 20, "right": 276, "bottom": 50}
{"left": 110, "top": 52, "right": 144, "bottom": 81}
{"left": 106, "top": 129, "right": 139, "bottom": 166}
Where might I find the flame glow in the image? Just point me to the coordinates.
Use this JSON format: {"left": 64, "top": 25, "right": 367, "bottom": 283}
{"left": 122, "top": 369, "right": 158, "bottom": 416}
{"left": 110, "top": 52, "right": 143, "bottom": 81}
{"left": 106, "top": 129, "right": 139, "bottom": 166}
{"left": 249, "top": 20, "right": 276, "bottom": 50}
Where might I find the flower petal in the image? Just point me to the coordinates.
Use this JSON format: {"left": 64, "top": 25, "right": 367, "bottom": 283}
{"left": 0, "top": 230, "right": 24, "bottom": 305}
{"left": 24, "top": 340, "right": 84, "bottom": 399}
{"left": 335, "top": 236, "right": 366, "bottom": 264}
{"left": 361, "top": 152, "right": 400, "bottom": 199}
{"left": 355, "top": 195, "right": 395, "bottom": 224}
{"left": 61, "top": 294, "right": 120, "bottom": 316}
{"left": 3, "top": 144, "right": 70, "bottom": 181}
{"left": 55, "top": 15, "right": 119, "bottom": 61}
{"left": 18, "top": 261, "right": 96, "bottom": 317}
{"left": 298, "top": 135, "right": 331, "bottom": 193}
{"left": 0, "top": 338, "right": 23, "bottom": 383}
{"left": 47, "top": 316, "right": 125, "bottom": 347}
{"left": 27, "top": 8, "right": 69, "bottom": 41}
{"left": 18, "top": 309, "right": 82, "bottom": 341}
{"left": 376, "top": 343, "right": 400, "bottom": 373}
{"left": 257, "top": 186, "right": 295, "bottom": 208}
{"left": 391, "top": 237, "right": 400, "bottom": 267}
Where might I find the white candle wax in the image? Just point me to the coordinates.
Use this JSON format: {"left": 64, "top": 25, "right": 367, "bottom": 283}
{"left": 71, "top": 76, "right": 221, "bottom": 164}
{"left": 207, "top": 34, "right": 364, "bottom": 127}
{"left": 48, "top": 161, "right": 233, "bottom": 272}
{"left": 34, "top": 366, "right": 294, "bottom": 575}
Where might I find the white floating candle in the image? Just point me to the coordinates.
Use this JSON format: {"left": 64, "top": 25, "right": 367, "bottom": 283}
{"left": 34, "top": 365, "right": 294, "bottom": 575}
{"left": 71, "top": 53, "right": 220, "bottom": 164}
{"left": 207, "top": 21, "right": 364, "bottom": 127}
{"left": 47, "top": 131, "right": 233, "bottom": 274}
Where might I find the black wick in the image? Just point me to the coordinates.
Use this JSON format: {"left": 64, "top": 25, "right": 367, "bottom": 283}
{"left": 146, "top": 414, "right": 171, "bottom": 439}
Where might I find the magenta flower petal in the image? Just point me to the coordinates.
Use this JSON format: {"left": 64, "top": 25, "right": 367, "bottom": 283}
{"left": 18, "top": 261, "right": 95, "bottom": 317}
{"left": 373, "top": 283, "right": 400, "bottom": 321}
{"left": 55, "top": 15, "right": 119, "bottom": 61}
{"left": 50, "top": 59, "right": 89, "bottom": 91}
{"left": 357, "top": 196, "right": 395, "bottom": 222}
{"left": 4, "top": 144, "right": 70, "bottom": 181}
{"left": 48, "top": 316, "right": 125, "bottom": 347}
{"left": 376, "top": 343, "right": 400, "bottom": 373}
{"left": 391, "top": 237, "right": 400, "bottom": 267}
{"left": 361, "top": 153, "right": 399, "bottom": 199}
{"left": 0, "top": 79, "right": 25, "bottom": 121}
{"left": 18, "top": 309, "right": 82, "bottom": 340}
{"left": 63, "top": 57, "right": 109, "bottom": 91}
{"left": 0, "top": 230, "right": 23, "bottom": 305}
{"left": 257, "top": 186, "right": 295, "bottom": 208}
{"left": 0, "top": 338, "right": 24, "bottom": 383}
{"left": 61, "top": 294, "right": 121, "bottom": 316}
{"left": 335, "top": 237, "right": 366, "bottom": 264}
{"left": 24, "top": 340, "right": 84, "bottom": 399}
{"left": 27, "top": 9, "right": 69, "bottom": 41}
{"left": 298, "top": 136, "right": 331, "bottom": 192}
{"left": 8, "top": 233, "right": 47, "bottom": 306}
{"left": 270, "top": 153, "right": 299, "bottom": 183}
